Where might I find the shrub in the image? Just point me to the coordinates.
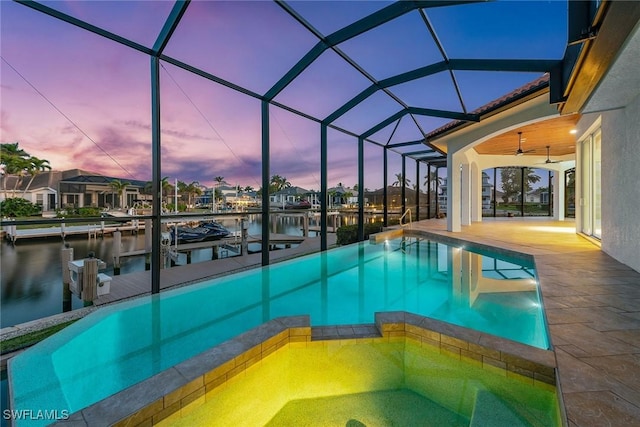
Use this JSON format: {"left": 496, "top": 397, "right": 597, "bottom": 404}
{"left": 336, "top": 222, "right": 384, "bottom": 245}
{"left": 55, "top": 206, "right": 102, "bottom": 218}
{"left": 0, "top": 197, "right": 41, "bottom": 217}
{"left": 165, "top": 203, "right": 187, "bottom": 212}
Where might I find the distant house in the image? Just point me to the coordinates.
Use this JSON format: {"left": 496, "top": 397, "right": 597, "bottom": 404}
{"left": 327, "top": 185, "right": 357, "bottom": 207}
{"left": 57, "top": 172, "right": 148, "bottom": 209}
{"left": 270, "top": 186, "right": 311, "bottom": 208}
{"left": 526, "top": 187, "right": 550, "bottom": 204}
{"left": 440, "top": 173, "right": 494, "bottom": 213}
{"left": 365, "top": 186, "right": 415, "bottom": 209}
{"left": 1, "top": 169, "right": 98, "bottom": 211}
{"left": 1, "top": 169, "right": 148, "bottom": 211}
{"left": 1, "top": 170, "right": 60, "bottom": 212}
{"left": 481, "top": 172, "right": 494, "bottom": 211}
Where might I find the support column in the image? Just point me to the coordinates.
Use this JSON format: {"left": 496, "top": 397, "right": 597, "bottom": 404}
{"left": 150, "top": 56, "right": 161, "bottom": 294}
{"left": 321, "top": 124, "right": 328, "bottom": 250}
{"left": 554, "top": 170, "right": 565, "bottom": 221}
{"left": 470, "top": 162, "right": 482, "bottom": 222}
{"left": 427, "top": 163, "right": 432, "bottom": 219}
{"left": 415, "top": 159, "right": 420, "bottom": 220}
{"left": 383, "top": 148, "right": 388, "bottom": 227}
{"left": 262, "top": 101, "right": 271, "bottom": 265}
{"left": 401, "top": 155, "right": 406, "bottom": 215}
{"left": 447, "top": 151, "right": 463, "bottom": 232}
{"left": 357, "top": 137, "right": 364, "bottom": 241}
{"left": 461, "top": 162, "right": 471, "bottom": 226}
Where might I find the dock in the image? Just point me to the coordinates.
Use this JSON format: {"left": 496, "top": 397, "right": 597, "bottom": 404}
{"left": 94, "top": 234, "right": 337, "bottom": 306}
{"left": 2, "top": 222, "right": 143, "bottom": 243}
{"left": 119, "top": 233, "right": 307, "bottom": 260}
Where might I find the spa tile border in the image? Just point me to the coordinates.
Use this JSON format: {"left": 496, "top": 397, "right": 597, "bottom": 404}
{"left": 375, "top": 312, "right": 557, "bottom": 387}
{"left": 54, "top": 312, "right": 558, "bottom": 426}
{"left": 53, "top": 316, "right": 311, "bottom": 427}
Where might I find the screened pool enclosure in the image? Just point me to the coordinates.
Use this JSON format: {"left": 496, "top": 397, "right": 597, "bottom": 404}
{"left": 1, "top": 0, "right": 591, "bottom": 297}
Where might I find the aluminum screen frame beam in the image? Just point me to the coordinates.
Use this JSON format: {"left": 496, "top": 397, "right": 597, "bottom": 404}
{"left": 152, "top": 0, "right": 190, "bottom": 55}
{"left": 387, "top": 140, "right": 425, "bottom": 149}
{"left": 361, "top": 108, "right": 479, "bottom": 140}
{"left": 325, "top": 59, "right": 559, "bottom": 124}
{"left": 268, "top": 0, "right": 485, "bottom": 101}
{"left": 15, "top": 0, "right": 154, "bottom": 56}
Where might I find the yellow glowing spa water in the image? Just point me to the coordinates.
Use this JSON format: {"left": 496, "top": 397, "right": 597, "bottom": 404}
{"left": 170, "top": 339, "right": 559, "bottom": 427}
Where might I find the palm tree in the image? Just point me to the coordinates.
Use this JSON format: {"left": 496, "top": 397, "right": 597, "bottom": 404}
{"left": 161, "top": 177, "right": 174, "bottom": 208}
{"left": 244, "top": 185, "right": 254, "bottom": 193}
{"left": 270, "top": 175, "right": 291, "bottom": 193}
{"left": 109, "top": 179, "right": 130, "bottom": 209}
{"left": 184, "top": 181, "right": 202, "bottom": 210}
{"left": 423, "top": 170, "right": 443, "bottom": 192}
{"left": 392, "top": 173, "right": 411, "bottom": 188}
{"left": 177, "top": 180, "right": 188, "bottom": 207}
{"left": 214, "top": 176, "right": 225, "bottom": 186}
{"left": 22, "top": 157, "right": 51, "bottom": 197}
{"left": 1, "top": 142, "right": 30, "bottom": 198}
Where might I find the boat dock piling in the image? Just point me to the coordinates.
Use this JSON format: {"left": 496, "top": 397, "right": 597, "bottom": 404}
{"left": 61, "top": 244, "right": 73, "bottom": 313}
{"left": 113, "top": 230, "right": 122, "bottom": 275}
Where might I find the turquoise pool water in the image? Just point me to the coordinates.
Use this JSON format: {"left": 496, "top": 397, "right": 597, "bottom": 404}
{"left": 9, "top": 237, "right": 548, "bottom": 425}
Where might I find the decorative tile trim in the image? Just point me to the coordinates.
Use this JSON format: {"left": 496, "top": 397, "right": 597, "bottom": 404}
{"left": 375, "top": 312, "right": 557, "bottom": 387}
{"left": 53, "top": 316, "right": 311, "bottom": 427}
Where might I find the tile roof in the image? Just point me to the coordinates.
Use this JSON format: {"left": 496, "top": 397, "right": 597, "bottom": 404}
{"left": 425, "top": 74, "right": 551, "bottom": 141}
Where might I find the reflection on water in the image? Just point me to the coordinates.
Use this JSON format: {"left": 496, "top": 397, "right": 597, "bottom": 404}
{"left": 1, "top": 234, "right": 147, "bottom": 328}
{"left": 0, "top": 215, "right": 330, "bottom": 328}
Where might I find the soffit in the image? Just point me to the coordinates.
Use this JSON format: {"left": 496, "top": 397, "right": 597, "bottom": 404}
{"left": 473, "top": 114, "right": 580, "bottom": 157}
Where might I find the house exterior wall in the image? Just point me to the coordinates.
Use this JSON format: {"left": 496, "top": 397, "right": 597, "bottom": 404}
{"left": 601, "top": 94, "right": 640, "bottom": 272}
{"left": 577, "top": 94, "right": 640, "bottom": 272}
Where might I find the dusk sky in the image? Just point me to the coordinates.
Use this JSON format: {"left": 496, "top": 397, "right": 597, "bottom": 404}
{"left": 0, "top": 0, "right": 568, "bottom": 190}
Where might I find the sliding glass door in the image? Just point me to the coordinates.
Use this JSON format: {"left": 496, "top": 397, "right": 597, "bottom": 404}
{"left": 579, "top": 128, "right": 602, "bottom": 239}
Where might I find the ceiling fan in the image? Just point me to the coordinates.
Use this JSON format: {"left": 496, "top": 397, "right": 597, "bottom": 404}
{"left": 538, "top": 145, "right": 561, "bottom": 164}
{"left": 514, "top": 132, "right": 535, "bottom": 156}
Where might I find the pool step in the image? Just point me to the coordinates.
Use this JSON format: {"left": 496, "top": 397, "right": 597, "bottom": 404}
{"left": 470, "top": 390, "right": 530, "bottom": 427}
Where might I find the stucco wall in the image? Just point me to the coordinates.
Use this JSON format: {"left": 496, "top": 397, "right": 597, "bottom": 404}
{"left": 600, "top": 94, "right": 640, "bottom": 272}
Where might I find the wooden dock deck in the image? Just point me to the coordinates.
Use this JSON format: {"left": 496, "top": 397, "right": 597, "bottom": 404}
{"left": 3, "top": 223, "right": 142, "bottom": 242}
{"left": 94, "top": 234, "right": 337, "bottom": 306}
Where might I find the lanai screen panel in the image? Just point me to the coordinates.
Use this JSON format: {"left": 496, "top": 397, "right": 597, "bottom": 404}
{"left": 158, "top": 62, "right": 262, "bottom": 190}
{"left": 39, "top": 0, "right": 174, "bottom": 47}
{"left": 162, "top": 1, "right": 318, "bottom": 95}
{"left": 1, "top": 1, "right": 152, "bottom": 183}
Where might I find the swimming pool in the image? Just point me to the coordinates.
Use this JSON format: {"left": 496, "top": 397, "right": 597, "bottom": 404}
{"left": 9, "top": 235, "right": 549, "bottom": 425}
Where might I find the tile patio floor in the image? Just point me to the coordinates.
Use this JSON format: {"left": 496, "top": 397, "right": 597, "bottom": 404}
{"left": 411, "top": 217, "right": 640, "bottom": 427}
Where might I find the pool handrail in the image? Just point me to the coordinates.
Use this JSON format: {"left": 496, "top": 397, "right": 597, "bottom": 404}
{"left": 399, "top": 208, "right": 412, "bottom": 228}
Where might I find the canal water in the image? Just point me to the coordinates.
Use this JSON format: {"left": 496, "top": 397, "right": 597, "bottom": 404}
{"left": 1, "top": 215, "right": 336, "bottom": 329}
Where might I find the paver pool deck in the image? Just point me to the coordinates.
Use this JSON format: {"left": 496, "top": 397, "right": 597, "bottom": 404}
{"left": 411, "top": 218, "right": 640, "bottom": 427}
